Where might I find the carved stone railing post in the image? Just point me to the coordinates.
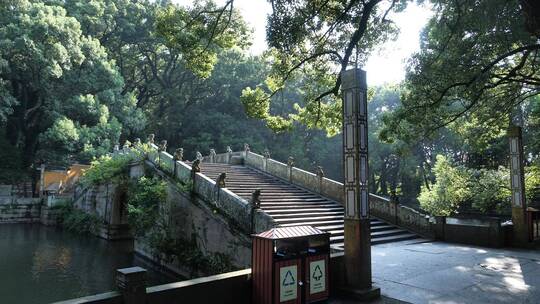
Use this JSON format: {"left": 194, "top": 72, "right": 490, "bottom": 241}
{"left": 116, "top": 267, "right": 147, "bottom": 304}
{"left": 210, "top": 149, "right": 217, "bottom": 163}
{"left": 122, "top": 140, "right": 131, "bottom": 154}
{"left": 147, "top": 133, "right": 155, "bottom": 144}
{"left": 173, "top": 148, "right": 183, "bottom": 175}
{"left": 214, "top": 172, "right": 226, "bottom": 202}
{"left": 244, "top": 143, "right": 250, "bottom": 161}
{"left": 196, "top": 151, "right": 203, "bottom": 162}
{"left": 226, "top": 146, "right": 233, "bottom": 164}
{"left": 251, "top": 189, "right": 261, "bottom": 233}
{"left": 316, "top": 165, "right": 325, "bottom": 194}
{"left": 287, "top": 156, "right": 294, "bottom": 182}
{"left": 157, "top": 140, "right": 167, "bottom": 168}
{"left": 191, "top": 159, "right": 201, "bottom": 192}
{"left": 263, "top": 149, "right": 270, "bottom": 171}
{"left": 389, "top": 191, "right": 399, "bottom": 225}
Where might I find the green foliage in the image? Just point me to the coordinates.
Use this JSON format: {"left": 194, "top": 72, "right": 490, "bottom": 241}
{"left": 80, "top": 154, "right": 131, "bottom": 187}
{"left": 240, "top": 0, "right": 408, "bottom": 134}
{"left": 419, "top": 155, "right": 515, "bottom": 216}
{"left": 126, "top": 176, "right": 167, "bottom": 237}
{"left": 526, "top": 162, "right": 540, "bottom": 202}
{"left": 0, "top": 0, "right": 143, "bottom": 167}
{"left": 155, "top": 1, "right": 250, "bottom": 79}
{"left": 419, "top": 155, "right": 471, "bottom": 216}
{"left": 55, "top": 201, "right": 100, "bottom": 235}
{"left": 383, "top": 0, "right": 539, "bottom": 142}
{"left": 0, "top": 131, "right": 27, "bottom": 184}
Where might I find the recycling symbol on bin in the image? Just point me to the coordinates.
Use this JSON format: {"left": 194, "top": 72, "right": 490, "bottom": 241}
{"left": 282, "top": 270, "right": 296, "bottom": 286}
{"left": 312, "top": 265, "right": 323, "bottom": 281}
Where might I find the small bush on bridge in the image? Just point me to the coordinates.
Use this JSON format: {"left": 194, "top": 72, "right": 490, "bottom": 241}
{"left": 126, "top": 176, "right": 167, "bottom": 236}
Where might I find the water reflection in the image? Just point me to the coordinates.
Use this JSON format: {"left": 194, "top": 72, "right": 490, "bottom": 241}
{"left": 0, "top": 224, "right": 179, "bottom": 304}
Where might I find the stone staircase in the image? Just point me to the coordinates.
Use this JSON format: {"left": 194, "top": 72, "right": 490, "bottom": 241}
{"left": 196, "top": 162, "right": 420, "bottom": 249}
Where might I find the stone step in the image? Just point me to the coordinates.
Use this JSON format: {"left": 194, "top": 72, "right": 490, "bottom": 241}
{"left": 262, "top": 203, "right": 340, "bottom": 209}
{"left": 263, "top": 207, "right": 344, "bottom": 214}
{"left": 195, "top": 162, "right": 423, "bottom": 249}
{"left": 371, "top": 228, "right": 412, "bottom": 238}
{"left": 227, "top": 189, "right": 308, "bottom": 194}
{"left": 274, "top": 215, "right": 345, "bottom": 224}
{"left": 270, "top": 211, "right": 344, "bottom": 219}
{"left": 371, "top": 233, "right": 420, "bottom": 245}
{"left": 313, "top": 223, "right": 395, "bottom": 233}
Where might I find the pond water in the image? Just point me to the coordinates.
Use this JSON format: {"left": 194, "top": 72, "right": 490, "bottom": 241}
{"left": 0, "top": 224, "right": 179, "bottom": 304}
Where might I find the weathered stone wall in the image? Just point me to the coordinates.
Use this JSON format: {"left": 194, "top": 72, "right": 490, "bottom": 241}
{"left": 150, "top": 148, "right": 275, "bottom": 234}
{"left": 73, "top": 182, "right": 131, "bottom": 240}
{"left": 131, "top": 174, "right": 253, "bottom": 276}
{"left": 128, "top": 146, "right": 275, "bottom": 274}
{"left": 0, "top": 197, "right": 41, "bottom": 223}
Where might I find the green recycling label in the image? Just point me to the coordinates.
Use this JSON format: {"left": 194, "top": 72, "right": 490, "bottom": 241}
{"left": 309, "top": 260, "right": 326, "bottom": 294}
{"left": 279, "top": 265, "right": 297, "bottom": 302}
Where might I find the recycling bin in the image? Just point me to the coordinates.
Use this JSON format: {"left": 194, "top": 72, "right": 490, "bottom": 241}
{"left": 252, "top": 225, "right": 330, "bottom": 304}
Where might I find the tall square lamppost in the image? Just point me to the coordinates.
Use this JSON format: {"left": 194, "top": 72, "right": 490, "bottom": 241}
{"left": 340, "top": 68, "right": 380, "bottom": 299}
{"left": 508, "top": 124, "right": 530, "bottom": 245}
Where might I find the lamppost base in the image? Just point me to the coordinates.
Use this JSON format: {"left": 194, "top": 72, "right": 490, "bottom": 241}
{"left": 338, "top": 285, "right": 381, "bottom": 301}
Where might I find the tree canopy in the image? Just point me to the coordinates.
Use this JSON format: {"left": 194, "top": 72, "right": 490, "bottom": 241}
{"left": 381, "top": 0, "right": 540, "bottom": 142}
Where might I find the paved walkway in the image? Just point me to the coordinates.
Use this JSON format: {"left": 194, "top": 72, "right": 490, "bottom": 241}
{"left": 369, "top": 240, "right": 540, "bottom": 304}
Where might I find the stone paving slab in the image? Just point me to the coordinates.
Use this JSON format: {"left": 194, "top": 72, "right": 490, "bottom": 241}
{"left": 371, "top": 241, "right": 540, "bottom": 304}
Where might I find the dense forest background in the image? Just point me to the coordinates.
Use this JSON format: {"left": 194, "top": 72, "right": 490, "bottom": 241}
{"left": 1, "top": 0, "right": 539, "bottom": 216}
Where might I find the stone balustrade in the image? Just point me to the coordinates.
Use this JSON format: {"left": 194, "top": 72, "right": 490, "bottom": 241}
{"left": 140, "top": 144, "right": 275, "bottom": 234}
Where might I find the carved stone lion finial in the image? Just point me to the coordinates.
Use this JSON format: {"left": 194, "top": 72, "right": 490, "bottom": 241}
{"left": 244, "top": 143, "right": 250, "bottom": 152}
{"left": 251, "top": 188, "right": 261, "bottom": 209}
{"left": 210, "top": 149, "right": 217, "bottom": 157}
{"left": 174, "top": 148, "right": 184, "bottom": 161}
{"left": 316, "top": 166, "right": 325, "bottom": 178}
{"left": 123, "top": 140, "right": 131, "bottom": 152}
{"left": 196, "top": 151, "right": 203, "bottom": 161}
{"left": 226, "top": 146, "right": 233, "bottom": 153}
{"left": 263, "top": 149, "right": 270, "bottom": 159}
{"left": 147, "top": 134, "right": 155, "bottom": 144}
{"left": 287, "top": 156, "right": 295, "bottom": 167}
{"left": 133, "top": 138, "right": 141, "bottom": 146}
{"left": 191, "top": 159, "right": 201, "bottom": 173}
{"left": 216, "top": 172, "right": 226, "bottom": 188}
{"left": 158, "top": 140, "right": 167, "bottom": 152}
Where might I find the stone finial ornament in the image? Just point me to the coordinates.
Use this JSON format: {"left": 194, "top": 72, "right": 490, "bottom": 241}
{"left": 287, "top": 156, "right": 295, "bottom": 167}
{"left": 133, "top": 138, "right": 141, "bottom": 146}
{"left": 263, "top": 149, "right": 270, "bottom": 159}
{"left": 147, "top": 134, "right": 155, "bottom": 144}
{"left": 174, "top": 148, "right": 184, "bottom": 161}
{"left": 196, "top": 151, "right": 203, "bottom": 161}
{"left": 316, "top": 166, "right": 325, "bottom": 178}
{"left": 216, "top": 172, "right": 226, "bottom": 188}
{"left": 114, "top": 144, "right": 120, "bottom": 152}
{"left": 244, "top": 143, "right": 250, "bottom": 152}
{"left": 226, "top": 146, "right": 233, "bottom": 153}
{"left": 251, "top": 189, "right": 261, "bottom": 209}
{"left": 122, "top": 141, "right": 131, "bottom": 153}
{"left": 158, "top": 140, "right": 167, "bottom": 152}
{"left": 191, "top": 159, "right": 201, "bottom": 173}
{"left": 209, "top": 149, "right": 217, "bottom": 157}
